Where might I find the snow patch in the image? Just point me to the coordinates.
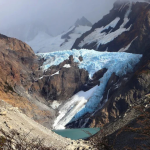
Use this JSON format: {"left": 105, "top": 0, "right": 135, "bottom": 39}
{"left": 27, "top": 25, "right": 91, "bottom": 53}
{"left": 78, "top": 3, "right": 133, "bottom": 49}
{"left": 120, "top": 18, "right": 129, "bottom": 28}
{"left": 51, "top": 71, "right": 59, "bottom": 76}
{"left": 53, "top": 86, "right": 98, "bottom": 129}
{"left": 96, "top": 25, "right": 131, "bottom": 49}
{"left": 78, "top": 16, "right": 132, "bottom": 48}
{"left": 51, "top": 101, "right": 61, "bottom": 110}
{"left": 125, "top": 2, "right": 132, "bottom": 18}
{"left": 119, "top": 36, "right": 138, "bottom": 52}
{"left": 63, "top": 64, "right": 71, "bottom": 68}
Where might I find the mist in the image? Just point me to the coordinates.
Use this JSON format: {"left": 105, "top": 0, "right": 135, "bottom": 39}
{"left": 0, "top": 0, "right": 118, "bottom": 36}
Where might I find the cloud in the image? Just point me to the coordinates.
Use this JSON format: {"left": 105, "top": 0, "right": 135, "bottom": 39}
{"left": 0, "top": 0, "right": 116, "bottom": 35}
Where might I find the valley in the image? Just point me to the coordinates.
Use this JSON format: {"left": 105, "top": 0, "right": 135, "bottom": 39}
{"left": 1, "top": 0, "right": 150, "bottom": 149}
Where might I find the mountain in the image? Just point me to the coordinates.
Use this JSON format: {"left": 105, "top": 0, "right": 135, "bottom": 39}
{"left": 26, "top": 17, "right": 92, "bottom": 53}
{"left": 1, "top": 0, "right": 150, "bottom": 149}
{"left": 32, "top": 0, "right": 150, "bottom": 135}
{"left": 0, "top": 33, "right": 90, "bottom": 129}
{"left": 0, "top": 33, "right": 58, "bottom": 128}
{"left": 0, "top": 33, "right": 99, "bottom": 149}
{"left": 75, "top": 16, "right": 93, "bottom": 27}
{"left": 72, "top": 0, "right": 150, "bottom": 54}
{"left": 0, "top": 22, "right": 52, "bottom": 42}
{"left": 66, "top": 0, "right": 150, "bottom": 128}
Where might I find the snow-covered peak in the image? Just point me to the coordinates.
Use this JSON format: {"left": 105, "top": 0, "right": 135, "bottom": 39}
{"left": 27, "top": 24, "right": 91, "bottom": 53}
{"left": 73, "top": 0, "right": 150, "bottom": 53}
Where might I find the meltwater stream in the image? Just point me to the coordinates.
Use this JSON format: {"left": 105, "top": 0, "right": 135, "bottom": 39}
{"left": 38, "top": 49, "right": 142, "bottom": 129}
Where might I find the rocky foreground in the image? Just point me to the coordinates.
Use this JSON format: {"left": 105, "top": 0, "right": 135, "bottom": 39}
{"left": 0, "top": 100, "right": 97, "bottom": 150}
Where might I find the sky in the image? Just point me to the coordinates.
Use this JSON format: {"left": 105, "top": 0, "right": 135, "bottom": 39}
{"left": 0, "top": 0, "right": 116, "bottom": 36}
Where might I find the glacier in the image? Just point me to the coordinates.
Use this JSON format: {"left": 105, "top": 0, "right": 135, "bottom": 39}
{"left": 38, "top": 49, "right": 142, "bottom": 129}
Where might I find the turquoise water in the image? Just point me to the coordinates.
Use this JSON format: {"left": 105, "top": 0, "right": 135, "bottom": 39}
{"left": 52, "top": 128, "right": 100, "bottom": 140}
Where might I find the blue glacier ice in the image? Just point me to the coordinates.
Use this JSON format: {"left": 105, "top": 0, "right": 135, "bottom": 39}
{"left": 38, "top": 49, "right": 142, "bottom": 128}
{"left": 38, "top": 49, "right": 142, "bottom": 78}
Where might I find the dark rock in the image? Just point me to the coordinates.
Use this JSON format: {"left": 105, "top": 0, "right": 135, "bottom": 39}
{"left": 41, "top": 65, "right": 88, "bottom": 101}
{"left": 61, "top": 27, "right": 76, "bottom": 39}
{"left": 92, "top": 68, "right": 107, "bottom": 81}
{"left": 79, "top": 56, "right": 83, "bottom": 61}
{"left": 68, "top": 1, "right": 150, "bottom": 129}
{"left": 106, "top": 73, "right": 119, "bottom": 88}
{"left": 82, "top": 68, "right": 107, "bottom": 92}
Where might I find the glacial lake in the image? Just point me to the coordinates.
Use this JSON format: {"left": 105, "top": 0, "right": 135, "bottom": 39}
{"left": 52, "top": 128, "right": 100, "bottom": 140}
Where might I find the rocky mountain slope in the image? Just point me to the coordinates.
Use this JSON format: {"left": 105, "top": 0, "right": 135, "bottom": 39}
{"left": 27, "top": 17, "right": 92, "bottom": 53}
{"left": 72, "top": 0, "right": 150, "bottom": 54}
{"left": 0, "top": 34, "right": 99, "bottom": 150}
{"left": 65, "top": 0, "right": 150, "bottom": 129}
{"left": 0, "top": 33, "right": 56, "bottom": 128}
{"left": 0, "top": 100, "right": 95, "bottom": 150}
{"left": 89, "top": 94, "right": 150, "bottom": 149}
{"left": 0, "top": 33, "right": 92, "bottom": 129}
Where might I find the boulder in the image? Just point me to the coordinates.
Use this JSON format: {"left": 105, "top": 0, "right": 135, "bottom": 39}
{"left": 0, "top": 108, "right": 7, "bottom": 115}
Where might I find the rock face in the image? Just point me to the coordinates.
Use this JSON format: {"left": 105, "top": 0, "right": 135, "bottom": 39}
{"left": 82, "top": 68, "right": 107, "bottom": 92}
{"left": 89, "top": 95, "right": 150, "bottom": 150}
{"left": 34, "top": 56, "right": 89, "bottom": 101}
{"left": 72, "top": 1, "right": 150, "bottom": 55}
{"left": 0, "top": 34, "right": 56, "bottom": 128}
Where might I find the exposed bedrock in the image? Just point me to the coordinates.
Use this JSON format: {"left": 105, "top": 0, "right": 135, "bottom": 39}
{"left": 35, "top": 56, "right": 107, "bottom": 101}
{"left": 38, "top": 61, "right": 89, "bottom": 101}
{"left": 82, "top": 68, "right": 107, "bottom": 92}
